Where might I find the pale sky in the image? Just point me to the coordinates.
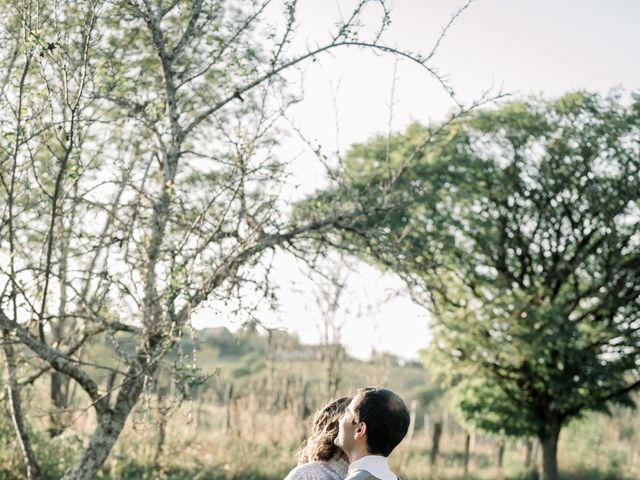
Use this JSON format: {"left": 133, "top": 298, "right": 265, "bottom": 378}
{"left": 193, "top": 0, "right": 640, "bottom": 360}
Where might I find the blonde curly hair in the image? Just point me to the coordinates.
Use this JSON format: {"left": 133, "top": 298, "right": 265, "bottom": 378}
{"left": 296, "top": 396, "right": 351, "bottom": 463}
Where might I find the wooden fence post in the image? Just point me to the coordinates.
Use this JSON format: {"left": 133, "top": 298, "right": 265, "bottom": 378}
{"left": 463, "top": 431, "right": 471, "bottom": 477}
{"left": 406, "top": 400, "right": 417, "bottom": 443}
{"left": 524, "top": 438, "right": 533, "bottom": 470}
{"left": 424, "top": 414, "right": 431, "bottom": 438}
{"left": 430, "top": 422, "right": 443, "bottom": 477}
{"left": 224, "top": 382, "right": 233, "bottom": 434}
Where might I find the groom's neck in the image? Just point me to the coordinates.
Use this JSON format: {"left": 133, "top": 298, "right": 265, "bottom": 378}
{"left": 347, "top": 447, "right": 371, "bottom": 464}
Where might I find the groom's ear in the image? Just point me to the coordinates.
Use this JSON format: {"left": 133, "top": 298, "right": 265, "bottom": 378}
{"left": 355, "top": 421, "right": 367, "bottom": 439}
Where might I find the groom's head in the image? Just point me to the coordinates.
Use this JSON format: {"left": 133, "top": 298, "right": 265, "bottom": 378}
{"left": 335, "top": 387, "right": 410, "bottom": 459}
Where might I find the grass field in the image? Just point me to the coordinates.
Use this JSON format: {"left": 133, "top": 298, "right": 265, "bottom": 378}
{"left": 2, "top": 332, "right": 639, "bottom": 479}
{"left": 4, "top": 398, "right": 636, "bottom": 479}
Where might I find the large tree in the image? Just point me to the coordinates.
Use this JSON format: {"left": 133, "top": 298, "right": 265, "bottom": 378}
{"left": 0, "top": 0, "right": 473, "bottom": 478}
{"left": 313, "top": 92, "right": 640, "bottom": 480}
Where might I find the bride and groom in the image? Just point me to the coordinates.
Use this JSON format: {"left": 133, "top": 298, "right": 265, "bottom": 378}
{"left": 284, "top": 387, "right": 410, "bottom": 480}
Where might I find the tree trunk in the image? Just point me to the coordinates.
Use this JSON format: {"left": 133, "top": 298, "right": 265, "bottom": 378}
{"left": 281, "top": 376, "right": 291, "bottom": 410}
{"left": 152, "top": 401, "right": 171, "bottom": 476}
{"left": 49, "top": 371, "right": 71, "bottom": 438}
{"left": 151, "top": 386, "right": 171, "bottom": 475}
{"left": 50, "top": 207, "right": 74, "bottom": 439}
{"left": 2, "top": 328, "right": 41, "bottom": 479}
{"left": 539, "top": 421, "right": 561, "bottom": 480}
{"left": 62, "top": 374, "right": 145, "bottom": 480}
{"left": 300, "top": 380, "right": 310, "bottom": 420}
{"left": 2, "top": 340, "right": 40, "bottom": 480}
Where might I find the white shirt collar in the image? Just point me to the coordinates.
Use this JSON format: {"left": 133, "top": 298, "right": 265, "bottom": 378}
{"left": 349, "top": 455, "right": 397, "bottom": 480}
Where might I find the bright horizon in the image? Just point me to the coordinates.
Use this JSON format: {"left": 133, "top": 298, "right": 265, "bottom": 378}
{"left": 193, "top": 0, "right": 640, "bottom": 361}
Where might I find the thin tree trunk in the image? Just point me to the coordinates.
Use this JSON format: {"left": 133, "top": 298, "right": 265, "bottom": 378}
{"left": 3, "top": 39, "right": 39, "bottom": 479}
{"left": 2, "top": 329, "right": 41, "bottom": 479}
{"left": 50, "top": 201, "right": 76, "bottom": 438}
{"left": 539, "top": 421, "right": 561, "bottom": 480}
{"left": 62, "top": 373, "right": 146, "bottom": 480}
{"left": 49, "top": 371, "right": 71, "bottom": 437}
{"left": 62, "top": 412, "right": 126, "bottom": 479}
{"left": 300, "top": 380, "right": 310, "bottom": 420}
{"left": 282, "top": 376, "right": 291, "bottom": 410}
{"left": 152, "top": 392, "right": 171, "bottom": 476}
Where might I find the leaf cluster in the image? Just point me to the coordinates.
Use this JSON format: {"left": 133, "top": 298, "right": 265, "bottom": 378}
{"left": 314, "top": 91, "right": 640, "bottom": 438}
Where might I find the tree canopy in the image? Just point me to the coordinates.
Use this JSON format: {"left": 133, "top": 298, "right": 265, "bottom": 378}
{"left": 0, "top": 1, "right": 472, "bottom": 478}
{"left": 312, "top": 91, "right": 640, "bottom": 480}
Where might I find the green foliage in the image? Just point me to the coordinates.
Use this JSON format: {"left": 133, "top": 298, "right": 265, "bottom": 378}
{"left": 453, "top": 377, "right": 540, "bottom": 437}
{"left": 1, "top": 347, "right": 637, "bottom": 478}
{"left": 414, "top": 383, "right": 446, "bottom": 411}
{"left": 316, "top": 91, "right": 640, "bottom": 444}
{"left": 232, "top": 350, "right": 267, "bottom": 377}
{"left": 1, "top": 0, "right": 355, "bottom": 474}
{"left": 0, "top": 419, "right": 81, "bottom": 479}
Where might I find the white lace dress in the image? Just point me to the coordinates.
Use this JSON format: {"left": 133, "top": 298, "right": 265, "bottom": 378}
{"left": 284, "top": 457, "right": 349, "bottom": 480}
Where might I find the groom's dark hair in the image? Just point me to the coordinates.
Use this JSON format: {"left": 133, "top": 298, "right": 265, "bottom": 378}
{"left": 352, "top": 387, "right": 410, "bottom": 456}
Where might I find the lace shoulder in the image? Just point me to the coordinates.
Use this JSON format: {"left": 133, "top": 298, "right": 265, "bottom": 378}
{"left": 284, "top": 459, "right": 348, "bottom": 480}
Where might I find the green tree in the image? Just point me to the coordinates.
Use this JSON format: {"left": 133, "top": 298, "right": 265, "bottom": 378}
{"left": 0, "top": 0, "right": 474, "bottom": 478}
{"left": 316, "top": 92, "right": 640, "bottom": 480}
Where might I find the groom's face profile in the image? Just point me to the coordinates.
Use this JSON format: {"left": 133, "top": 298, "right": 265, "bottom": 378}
{"left": 335, "top": 395, "right": 361, "bottom": 453}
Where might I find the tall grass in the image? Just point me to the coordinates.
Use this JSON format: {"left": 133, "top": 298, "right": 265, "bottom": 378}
{"left": 3, "top": 393, "right": 637, "bottom": 479}
{"left": 1, "top": 356, "right": 639, "bottom": 479}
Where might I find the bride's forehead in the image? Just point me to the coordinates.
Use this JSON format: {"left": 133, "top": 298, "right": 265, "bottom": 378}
{"left": 347, "top": 395, "right": 362, "bottom": 412}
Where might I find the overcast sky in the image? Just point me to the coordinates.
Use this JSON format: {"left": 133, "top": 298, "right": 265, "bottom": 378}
{"left": 193, "top": 0, "right": 640, "bottom": 360}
